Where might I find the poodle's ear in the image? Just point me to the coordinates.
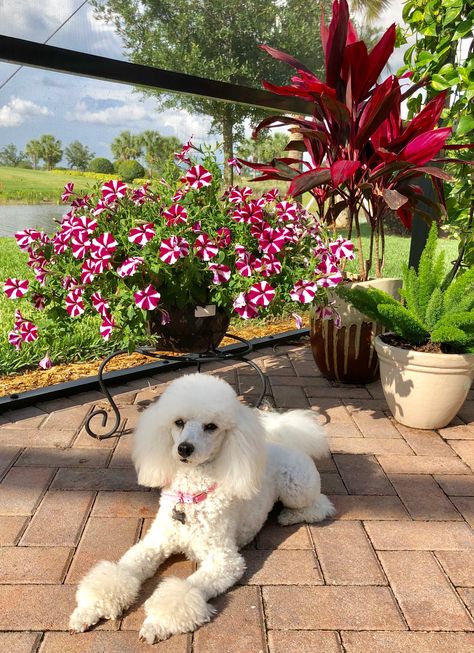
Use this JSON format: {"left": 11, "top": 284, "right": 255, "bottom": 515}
{"left": 132, "top": 401, "right": 177, "bottom": 488}
{"left": 214, "top": 403, "right": 266, "bottom": 500}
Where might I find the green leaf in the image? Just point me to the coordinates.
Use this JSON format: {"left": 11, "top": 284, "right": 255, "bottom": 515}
{"left": 377, "top": 304, "right": 428, "bottom": 344}
{"left": 457, "top": 115, "right": 474, "bottom": 137}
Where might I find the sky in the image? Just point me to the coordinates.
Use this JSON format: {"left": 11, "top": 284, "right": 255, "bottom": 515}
{"left": 0, "top": 1, "right": 406, "bottom": 164}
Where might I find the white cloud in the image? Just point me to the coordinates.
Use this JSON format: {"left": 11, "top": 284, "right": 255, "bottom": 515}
{"left": 0, "top": 96, "right": 52, "bottom": 127}
{"left": 65, "top": 99, "right": 154, "bottom": 126}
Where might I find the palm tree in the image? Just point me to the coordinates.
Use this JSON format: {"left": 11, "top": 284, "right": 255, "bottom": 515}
{"left": 38, "top": 135, "right": 62, "bottom": 171}
{"left": 25, "top": 139, "right": 43, "bottom": 170}
{"left": 111, "top": 131, "right": 143, "bottom": 161}
{"left": 349, "top": 0, "right": 391, "bottom": 23}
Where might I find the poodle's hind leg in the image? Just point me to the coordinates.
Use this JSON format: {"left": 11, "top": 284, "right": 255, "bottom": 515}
{"left": 69, "top": 536, "right": 168, "bottom": 633}
{"left": 276, "top": 449, "right": 335, "bottom": 526}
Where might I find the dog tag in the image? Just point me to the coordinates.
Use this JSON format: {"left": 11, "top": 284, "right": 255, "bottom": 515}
{"left": 172, "top": 505, "right": 186, "bottom": 524}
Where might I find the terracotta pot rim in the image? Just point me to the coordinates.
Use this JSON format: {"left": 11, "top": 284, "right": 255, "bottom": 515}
{"left": 374, "top": 335, "right": 474, "bottom": 371}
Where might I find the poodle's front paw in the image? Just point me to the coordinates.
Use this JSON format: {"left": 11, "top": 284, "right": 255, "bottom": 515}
{"left": 139, "top": 618, "right": 171, "bottom": 644}
{"left": 141, "top": 577, "right": 214, "bottom": 642}
{"left": 69, "top": 605, "right": 102, "bottom": 633}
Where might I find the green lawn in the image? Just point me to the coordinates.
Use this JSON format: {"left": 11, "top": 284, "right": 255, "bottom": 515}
{"left": 0, "top": 167, "right": 107, "bottom": 204}
{"left": 0, "top": 229, "right": 460, "bottom": 376}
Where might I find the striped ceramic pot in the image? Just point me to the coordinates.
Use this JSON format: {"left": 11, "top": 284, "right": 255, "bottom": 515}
{"left": 310, "top": 278, "right": 402, "bottom": 384}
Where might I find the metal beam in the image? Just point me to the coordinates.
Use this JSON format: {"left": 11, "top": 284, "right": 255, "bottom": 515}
{"left": 0, "top": 35, "right": 313, "bottom": 114}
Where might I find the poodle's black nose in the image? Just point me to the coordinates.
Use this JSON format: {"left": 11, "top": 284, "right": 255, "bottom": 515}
{"left": 177, "top": 442, "right": 195, "bottom": 458}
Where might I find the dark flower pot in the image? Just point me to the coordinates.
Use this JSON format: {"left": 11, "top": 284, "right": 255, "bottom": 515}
{"left": 147, "top": 304, "right": 230, "bottom": 353}
{"left": 310, "top": 278, "right": 402, "bottom": 384}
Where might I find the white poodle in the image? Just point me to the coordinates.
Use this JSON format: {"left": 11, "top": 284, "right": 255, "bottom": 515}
{"left": 69, "top": 372, "right": 334, "bottom": 643}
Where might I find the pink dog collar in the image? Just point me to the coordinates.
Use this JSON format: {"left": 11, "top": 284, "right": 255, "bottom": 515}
{"left": 161, "top": 482, "right": 218, "bottom": 505}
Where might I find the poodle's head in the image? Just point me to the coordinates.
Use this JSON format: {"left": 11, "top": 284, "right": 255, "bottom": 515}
{"left": 132, "top": 373, "right": 266, "bottom": 499}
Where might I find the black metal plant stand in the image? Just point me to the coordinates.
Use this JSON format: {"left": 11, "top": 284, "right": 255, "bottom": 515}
{"left": 85, "top": 334, "right": 267, "bottom": 439}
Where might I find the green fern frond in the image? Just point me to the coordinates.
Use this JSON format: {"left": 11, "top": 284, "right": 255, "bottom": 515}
{"left": 337, "top": 286, "right": 399, "bottom": 330}
{"left": 424, "top": 288, "right": 444, "bottom": 331}
{"left": 416, "top": 223, "right": 441, "bottom": 321}
{"left": 443, "top": 267, "right": 474, "bottom": 315}
{"left": 399, "top": 264, "right": 421, "bottom": 318}
{"left": 377, "top": 304, "right": 428, "bottom": 345}
{"left": 431, "top": 311, "right": 474, "bottom": 350}
{"left": 430, "top": 325, "right": 471, "bottom": 349}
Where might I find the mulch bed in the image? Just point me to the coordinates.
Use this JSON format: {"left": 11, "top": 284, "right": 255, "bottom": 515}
{"left": 0, "top": 316, "right": 308, "bottom": 397}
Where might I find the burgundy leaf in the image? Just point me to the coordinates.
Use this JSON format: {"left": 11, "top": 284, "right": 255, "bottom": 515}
{"left": 288, "top": 168, "right": 332, "bottom": 197}
{"left": 262, "top": 80, "right": 314, "bottom": 101}
{"left": 341, "top": 41, "right": 368, "bottom": 105}
{"left": 347, "top": 19, "right": 359, "bottom": 44}
{"left": 393, "top": 92, "right": 447, "bottom": 149}
{"left": 252, "top": 115, "right": 318, "bottom": 138}
{"left": 330, "top": 160, "right": 361, "bottom": 185}
{"left": 396, "top": 206, "right": 413, "bottom": 230}
{"left": 383, "top": 188, "right": 408, "bottom": 210}
{"left": 358, "top": 24, "right": 396, "bottom": 100}
{"left": 399, "top": 128, "right": 452, "bottom": 165}
{"left": 259, "top": 45, "right": 314, "bottom": 74}
{"left": 397, "top": 166, "right": 455, "bottom": 182}
{"left": 325, "top": 0, "right": 349, "bottom": 88}
{"left": 355, "top": 77, "right": 400, "bottom": 149}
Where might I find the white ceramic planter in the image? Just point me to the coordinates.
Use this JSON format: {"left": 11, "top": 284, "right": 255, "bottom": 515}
{"left": 374, "top": 335, "right": 474, "bottom": 429}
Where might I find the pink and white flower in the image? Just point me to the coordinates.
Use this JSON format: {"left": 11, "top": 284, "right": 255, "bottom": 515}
{"left": 91, "top": 232, "right": 118, "bottom": 259}
{"left": 228, "top": 158, "right": 242, "bottom": 173}
{"left": 292, "top": 312, "right": 304, "bottom": 329}
{"left": 71, "top": 231, "right": 91, "bottom": 259}
{"left": 258, "top": 227, "right": 287, "bottom": 254}
{"left": 15, "top": 229, "right": 42, "bottom": 251}
{"left": 216, "top": 226, "right": 231, "bottom": 247}
{"left": 53, "top": 233, "right": 69, "bottom": 254}
{"left": 314, "top": 304, "right": 342, "bottom": 327}
{"left": 65, "top": 289, "right": 85, "bottom": 317}
{"left": 91, "top": 292, "right": 109, "bottom": 317}
{"left": 131, "top": 185, "right": 151, "bottom": 206}
{"left": 32, "top": 293, "right": 45, "bottom": 310}
{"left": 192, "top": 220, "right": 202, "bottom": 233}
{"left": 290, "top": 280, "right": 318, "bottom": 304}
{"left": 61, "top": 276, "right": 78, "bottom": 291}
{"left": 134, "top": 284, "right": 161, "bottom": 310}
{"left": 228, "top": 186, "right": 252, "bottom": 204}
{"left": 34, "top": 268, "right": 48, "bottom": 286}
{"left": 38, "top": 354, "right": 53, "bottom": 370}
{"left": 128, "top": 223, "right": 155, "bottom": 247}
{"left": 81, "top": 259, "right": 97, "bottom": 284}
{"left": 329, "top": 236, "right": 355, "bottom": 261}
{"left": 317, "top": 254, "right": 344, "bottom": 287}
{"left": 117, "top": 256, "right": 144, "bottom": 278}
{"left": 100, "top": 313, "right": 115, "bottom": 341}
{"left": 208, "top": 263, "right": 231, "bottom": 284}
{"left": 233, "top": 292, "right": 259, "bottom": 319}
{"left": 257, "top": 254, "right": 282, "bottom": 277}
{"left": 247, "top": 281, "right": 275, "bottom": 307}
{"left": 186, "top": 165, "right": 212, "bottom": 189}
{"left": 19, "top": 320, "right": 38, "bottom": 343}
{"left": 276, "top": 200, "right": 298, "bottom": 221}
{"left": 92, "top": 200, "right": 108, "bottom": 217}
{"left": 61, "top": 182, "right": 74, "bottom": 202}
{"left": 101, "top": 179, "right": 127, "bottom": 204}
{"left": 3, "top": 278, "right": 29, "bottom": 299}
{"left": 159, "top": 236, "right": 190, "bottom": 264}
{"left": 8, "top": 331, "right": 22, "bottom": 350}
{"left": 70, "top": 215, "right": 97, "bottom": 235}
{"left": 264, "top": 188, "right": 280, "bottom": 202}
{"left": 235, "top": 251, "right": 257, "bottom": 277}
{"left": 163, "top": 204, "right": 188, "bottom": 226}
{"left": 232, "top": 201, "right": 263, "bottom": 224}
{"left": 194, "top": 234, "right": 218, "bottom": 261}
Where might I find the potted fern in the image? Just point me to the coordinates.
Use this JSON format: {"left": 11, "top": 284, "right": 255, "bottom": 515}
{"left": 339, "top": 224, "right": 474, "bottom": 429}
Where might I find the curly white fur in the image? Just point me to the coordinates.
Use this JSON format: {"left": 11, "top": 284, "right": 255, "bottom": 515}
{"left": 70, "top": 372, "right": 335, "bottom": 643}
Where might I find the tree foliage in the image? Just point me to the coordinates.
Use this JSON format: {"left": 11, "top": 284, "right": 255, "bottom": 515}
{"left": 139, "top": 131, "right": 181, "bottom": 176}
{"left": 88, "top": 157, "right": 115, "bottom": 174}
{"left": 110, "top": 130, "right": 143, "bottom": 161}
{"left": 38, "top": 134, "right": 62, "bottom": 171}
{"left": 25, "top": 140, "right": 43, "bottom": 170}
{"left": 91, "top": 0, "right": 332, "bottom": 184}
{"left": 236, "top": 132, "right": 289, "bottom": 171}
{"left": 398, "top": 0, "right": 474, "bottom": 269}
{"left": 116, "top": 158, "right": 145, "bottom": 182}
{"left": 64, "top": 140, "right": 95, "bottom": 171}
{"left": 0, "top": 144, "right": 27, "bottom": 167}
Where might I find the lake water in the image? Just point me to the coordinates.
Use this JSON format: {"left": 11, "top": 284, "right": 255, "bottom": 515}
{"left": 0, "top": 205, "right": 66, "bottom": 238}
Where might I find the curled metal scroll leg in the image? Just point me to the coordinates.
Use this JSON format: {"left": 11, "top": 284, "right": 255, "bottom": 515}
{"left": 84, "top": 349, "right": 128, "bottom": 439}
{"left": 235, "top": 357, "right": 267, "bottom": 408}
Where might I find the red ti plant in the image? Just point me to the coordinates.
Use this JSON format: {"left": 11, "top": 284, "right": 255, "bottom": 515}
{"left": 240, "top": 0, "right": 461, "bottom": 280}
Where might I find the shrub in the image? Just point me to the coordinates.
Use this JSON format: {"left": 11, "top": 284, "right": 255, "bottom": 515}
{"left": 116, "top": 159, "right": 145, "bottom": 183}
{"left": 88, "top": 157, "right": 114, "bottom": 174}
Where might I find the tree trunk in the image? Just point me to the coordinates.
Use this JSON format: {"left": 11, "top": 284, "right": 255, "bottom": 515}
{"left": 222, "top": 106, "right": 234, "bottom": 187}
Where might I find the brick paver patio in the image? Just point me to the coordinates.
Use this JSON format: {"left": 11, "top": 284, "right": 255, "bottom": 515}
{"left": 0, "top": 339, "right": 473, "bottom": 653}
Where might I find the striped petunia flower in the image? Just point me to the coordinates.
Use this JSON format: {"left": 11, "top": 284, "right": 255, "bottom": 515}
{"left": 290, "top": 280, "right": 318, "bottom": 304}
{"left": 8, "top": 331, "right": 23, "bottom": 350}
{"left": 163, "top": 204, "right": 188, "bottom": 226}
{"left": 233, "top": 292, "right": 259, "bottom": 319}
{"left": 101, "top": 179, "right": 127, "bottom": 204}
{"left": 216, "top": 226, "right": 232, "bottom": 247}
{"left": 91, "top": 291, "right": 109, "bottom": 317}
{"left": 159, "top": 236, "right": 190, "bottom": 264}
{"left": 329, "top": 235, "right": 355, "bottom": 261}
{"left": 186, "top": 165, "right": 212, "bottom": 189}
{"left": 257, "top": 254, "right": 282, "bottom": 277}
{"left": 258, "top": 227, "right": 287, "bottom": 254}
{"left": 264, "top": 188, "right": 280, "bottom": 202}
{"left": 134, "top": 284, "right": 161, "bottom": 310}
{"left": 208, "top": 263, "right": 231, "bottom": 284}
{"left": 227, "top": 158, "right": 242, "bottom": 173}
{"left": 100, "top": 313, "right": 116, "bottom": 341}
{"left": 276, "top": 200, "right": 298, "bottom": 221}
{"left": 91, "top": 232, "right": 118, "bottom": 259}
{"left": 117, "top": 256, "right": 144, "bottom": 278}
{"left": 81, "top": 259, "right": 97, "bottom": 284}
{"left": 19, "top": 320, "right": 38, "bottom": 343}
{"left": 71, "top": 231, "right": 91, "bottom": 259}
{"left": 15, "top": 229, "right": 43, "bottom": 251}
{"left": 92, "top": 200, "right": 108, "bottom": 217}
{"left": 194, "top": 234, "right": 218, "bottom": 261}
{"left": 247, "top": 281, "right": 276, "bottom": 307}
{"left": 235, "top": 251, "right": 257, "bottom": 277}
{"left": 228, "top": 186, "right": 252, "bottom": 204}
{"left": 65, "top": 289, "right": 85, "bottom": 318}
{"left": 3, "top": 278, "right": 29, "bottom": 299}
{"left": 38, "top": 353, "right": 53, "bottom": 370}
{"left": 32, "top": 293, "right": 45, "bottom": 310}
{"left": 53, "top": 233, "right": 69, "bottom": 255}
{"left": 292, "top": 312, "right": 304, "bottom": 329}
{"left": 70, "top": 215, "right": 98, "bottom": 235}
{"left": 128, "top": 223, "right": 156, "bottom": 247}
{"left": 61, "top": 182, "right": 75, "bottom": 202}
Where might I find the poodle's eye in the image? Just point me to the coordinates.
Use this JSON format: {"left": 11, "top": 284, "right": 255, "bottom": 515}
{"left": 204, "top": 422, "right": 218, "bottom": 432}
{"left": 174, "top": 419, "right": 185, "bottom": 428}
